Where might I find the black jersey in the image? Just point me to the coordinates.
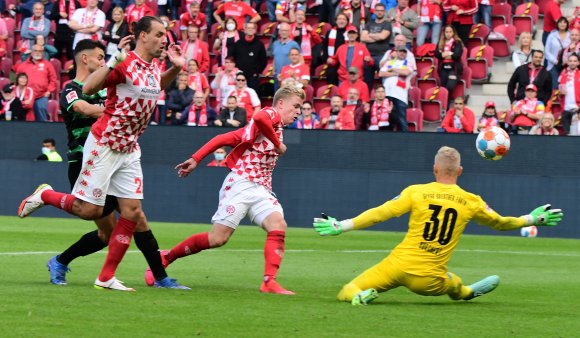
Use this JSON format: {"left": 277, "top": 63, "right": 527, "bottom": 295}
{"left": 60, "top": 80, "right": 106, "bottom": 162}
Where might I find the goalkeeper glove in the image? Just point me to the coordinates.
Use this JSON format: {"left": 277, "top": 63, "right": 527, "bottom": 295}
{"left": 106, "top": 49, "right": 127, "bottom": 70}
{"left": 528, "top": 204, "right": 563, "bottom": 227}
{"left": 313, "top": 213, "right": 343, "bottom": 236}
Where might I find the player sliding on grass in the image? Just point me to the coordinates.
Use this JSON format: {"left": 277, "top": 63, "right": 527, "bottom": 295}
{"left": 313, "top": 146, "right": 563, "bottom": 305}
{"left": 18, "top": 16, "right": 188, "bottom": 291}
{"left": 144, "top": 85, "right": 305, "bottom": 295}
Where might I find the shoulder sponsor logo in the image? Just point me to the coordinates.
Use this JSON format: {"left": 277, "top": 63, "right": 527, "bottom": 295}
{"left": 66, "top": 90, "right": 78, "bottom": 104}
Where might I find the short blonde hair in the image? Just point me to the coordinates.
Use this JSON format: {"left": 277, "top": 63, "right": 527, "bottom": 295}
{"left": 434, "top": 146, "right": 461, "bottom": 175}
{"left": 541, "top": 112, "right": 555, "bottom": 126}
{"left": 273, "top": 85, "right": 305, "bottom": 104}
{"left": 518, "top": 31, "right": 532, "bottom": 48}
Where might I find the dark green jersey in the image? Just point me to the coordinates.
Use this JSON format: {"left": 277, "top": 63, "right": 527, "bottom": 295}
{"left": 60, "top": 80, "right": 107, "bottom": 162}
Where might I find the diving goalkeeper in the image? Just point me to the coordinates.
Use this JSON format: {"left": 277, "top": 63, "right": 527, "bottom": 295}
{"left": 313, "top": 146, "right": 563, "bottom": 305}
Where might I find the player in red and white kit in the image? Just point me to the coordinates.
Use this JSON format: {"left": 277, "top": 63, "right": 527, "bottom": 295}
{"left": 144, "top": 86, "right": 305, "bottom": 295}
{"left": 18, "top": 16, "right": 188, "bottom": 291}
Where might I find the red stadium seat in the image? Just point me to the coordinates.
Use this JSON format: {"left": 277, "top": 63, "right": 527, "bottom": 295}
{"left": 47, "top": 99, "right": 61, "bottom": 122}
{"left": 260, "top": 22, "right": 277, "bottom": 35}
{"left": 408, "top": 86, "right": 421, "bottom": 109}
{"left": 1, "top": 58, "right": 13, "bottom": 78}
{"left": 489, "top": 24, "right": 516, "bottom": 57}
{"left": 4, "top": 17, "right": 15, "bottom": 38}
{"left": 491, "top": 2, "right": 512, "bottom": 28}
{"left": 261, "top": 61, "right": 275, "bottom": 78}
{"left": 512, "top": 16, "right": 533, "bottom": 36}
{"left": 304, "top": 84, "right": 314, "bottom": 102}
{"left": 515, "top": 2, "right": 540, "bottom": 24}
{"left": 421, "top": 86, "right": 448, "bottom": 122}
{"left": 313, "top": 98, "right": 330, "bottom": 113}
{"left": 0, "top": 77, "right": 11, "bottom": 90}
{"left": 6, "top": 37, "right": 14, "bottom": 59}
{"left": 314, "top": 22, "right": 332, "bottom": 37}
{"left": 467, "top": 45, "right": 493, "bottom": 83}
{"left": 315, "top": 84, "right": 338, "bottom": 99}
{"left": 406, "top": 108, "right": 424, "bottom": 131}
{"left": 50, "top": 58, "right": 62, "bottom": 82}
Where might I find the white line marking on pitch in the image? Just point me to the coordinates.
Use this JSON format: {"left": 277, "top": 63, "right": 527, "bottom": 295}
{"left": 0, "top": 249, "right": 578, "bottom": 257}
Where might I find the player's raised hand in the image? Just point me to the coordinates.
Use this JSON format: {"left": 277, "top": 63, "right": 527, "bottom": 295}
{"left": 313, "top": 213, "right": 343, "bottom": 236}
{"left": 166, "top": 43, "right": 186, "bottom": 69}
{"left": 175, "top": 158, "right": 198, "bottom": 178}
{"left": 529, "top": 204, "right": 564, "bottom": 226}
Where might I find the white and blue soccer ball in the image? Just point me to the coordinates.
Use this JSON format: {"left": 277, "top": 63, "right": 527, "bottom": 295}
{"left": 476, "top": 126, "right": 511, "bottom": 161}
{"left": 520, "top": 225, "right": 538, "bottom": 238}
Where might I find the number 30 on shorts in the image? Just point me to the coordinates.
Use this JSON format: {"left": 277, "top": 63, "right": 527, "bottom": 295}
{"left": 135, "top": 178, "right": 143, "bottom": 194}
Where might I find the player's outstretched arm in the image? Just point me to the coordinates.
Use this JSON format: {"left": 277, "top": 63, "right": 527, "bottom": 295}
{"left": 475, "top": 203, "right": 564, "bottom": 230}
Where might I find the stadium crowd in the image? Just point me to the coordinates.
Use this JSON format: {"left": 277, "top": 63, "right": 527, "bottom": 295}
{"left": 0, "top": 0, "right": 579, "bottom": 135}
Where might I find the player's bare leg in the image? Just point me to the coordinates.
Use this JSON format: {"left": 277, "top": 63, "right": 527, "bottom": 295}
{"left": 260, "top": 212, "right": 294, "bottom": 295}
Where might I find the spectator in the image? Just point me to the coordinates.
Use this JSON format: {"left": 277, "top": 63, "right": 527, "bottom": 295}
{"left": 278, "top": 47, "right": 310, "bottom": 88}
{"left": 231, "top": 22, "right": 267, "bottom": 91}
{"left": 36, "top": 138, "right": 63, "bottom": 162}
{"left": 416, "top": 0, "right": 443, "bottom": 46}
{"left": 51, "top": 0, "right": 80, "bottom": 61}
{"left": 366, "top": 85, "right": 392, "bottom": 130}
{"left": 15, "top": 45, "right": 58, "bottom": 122}
{"left": 474, "top": 0, "right": 492, "bottom": 29}
{"left": 183, "top": 92, "right": 218, "bottom": 127}
{"left": 379, "top": 34, "right": 417, "bottom": 71}
{"left": 259, "top": 0, "right": 278, "bottom": 22}
{"left": 339, "top": 0, "right": 366, "bottom": 28}
{"left": 569, "top": 110, "right": 580, "bottom": 135}
{"left": 186, "top": 59, "right": 210, "bottom": 101}
{"left": 477, "top": 100, "right": 500, "bottom": 131}
{"left": 1, "top": 83, "right": 25, "bottom": 121}
{"left": 13, "top": 73, "right": 34, "bottom": 121}
{"left": 509, "top": 84, "right": 545, "bottom": 134}
{"left": 180, "top": 2, "right": 207, "bottom": 41}
{"left": 361, "top": 3, "right": 392, "bottom": 92}
{"left": 158, "top": 0, "right": 180, "bottom": 21}
{"left": 339, "top": 88, "right": 363, "bottom": 130}
{"left": 68, "top": 0, "right": 106, "bottom": 49}
{"left": 512, "top": 32, "right": 533, "bottom": 69}
{"left": 21, "top": 35, "right": 57, "bottom": 61}
{"left": 182, "top": 25, "right": 210, "bottom": 73}
{"left": 290, "top": 8, "right": 322, "bottom": 67}
{"left": 545, "top": 17, "right": 570, "bottom": 89}
{"left": 318, "top": 0, "right": 336, "bottom": 25}
{"left": 318, "top": 13, "right": 350, "bottom": 85}
{"left": 558, "top": 53, "right": 580, "bottom": 135}
{"left": 385, "top": 0, "right": 418, "bottom": 48}
{"left": 440, "top": 97, "right": 475, "bottom": 133}
{"left": 168, "top": 73, "right": 196, "bottom": 126}
{"left": 0, "top": 17, "right": 6, "bottom": 58}
{"left": 562, "top": 29, "right": 580, "bottom": 68}
{"left": 125, "top": 0, "right": 155, "bottom": 30}
{"left": 103, "top": 7, "right": 129, "bottom": 61}
{"left": 290, "top": 101, "right": 321, "bottom": 129}
{"left": 213, "top": 0, "right": 261, "bottom": 29}
{"left": 319, "top": 95, "right": 346, "bottom": 130}
{"left": 339, "top": 67, "right": 370, "bottom": 103}
{"left": 224, "top": 72, "right": 260, "bottom": 121}
{"left": 435, "top": 25, "right": 464, "bottom": 106}
{"left": 275, "top": 0, "right": 299, "bottom": 23}
{"left": 21, "top": 2, "right": 51, "bottom": 50}
{"left": 530, "top": 112, "right": 559, "bottom": 135}
{"left": 379, "top": 45, "right": 413, "bottom": 132}
{"left": 207, "top": 147, "right": 228, "bottom": 167}
{"left": 543, "top": 0, "right": 565, "bottom": 46}
{"left": 211, "top": 57, "right": 239, "bottom": 110}
{"left": 443, "top": 0, "right": 477, "bottom": 46}
{"left": 214, "top": 96, "right": 247, "bottom": 128}
{"left": 508, "top": 50, "right": 552, "bottom": 105}
{"left": 272, "top": 22, "right": 301, "bottom": 87}
{"left": 329, "top": 26, "right": 373, "bottom": 83}
{"left": 20, "top": 0, "right": 55, "bottom": 20}
{"left": 213, "top": 17, "right": 240, "bottom": 67}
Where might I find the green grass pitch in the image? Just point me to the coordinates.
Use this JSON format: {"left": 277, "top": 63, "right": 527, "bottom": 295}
{"left": 1, "top": 216, "right": 579, "bottom": 338}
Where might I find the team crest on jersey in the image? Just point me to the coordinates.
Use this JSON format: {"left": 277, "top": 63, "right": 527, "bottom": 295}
{"left": 66, "top": 90, "right": 78, "bottom": 104}
{"left": 93, "top": 188, "right": 103, "bottom": 198}
{"left": 147, "top": 74, "right": 156, "bottom": 87}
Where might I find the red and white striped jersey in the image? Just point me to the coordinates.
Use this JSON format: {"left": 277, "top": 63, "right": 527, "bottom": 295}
{"left": 91, "top": 51, "right": 161, "bottom": 153}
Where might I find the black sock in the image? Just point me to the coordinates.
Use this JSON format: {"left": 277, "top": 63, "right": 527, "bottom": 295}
{"left": 57, "top": 230, "right": 108, "bottom": 266}
{"left": 134, "top": 230, "right": 167, "bottom": 281}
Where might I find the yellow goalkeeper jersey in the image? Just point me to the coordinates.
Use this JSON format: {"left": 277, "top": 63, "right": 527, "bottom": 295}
{"left": 352, "top": 182, "right": 526, "bottom": 276}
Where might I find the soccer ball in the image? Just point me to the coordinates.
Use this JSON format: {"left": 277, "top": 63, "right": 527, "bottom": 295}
{"left": 476, "top": 126, "right": 511, "bottom": 160}
{"left": 520, "top": 225, "right": 538, "bottom": 238}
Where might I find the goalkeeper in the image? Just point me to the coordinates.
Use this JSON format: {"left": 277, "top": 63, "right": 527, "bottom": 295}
{"left": 313, "top": 146, "right": 563, "bottom": 306}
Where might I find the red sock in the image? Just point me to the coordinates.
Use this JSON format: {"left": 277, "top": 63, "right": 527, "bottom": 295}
{"left": 41, "top": 190, "right": 75, "bottom": 213}
{"left": 98, "top": 217, "right": 137, "bottom": 282}
{"left": 167, "top": 232, "right": 210, "bottom": 262}
{"left": 264, "top": 230, "right": 286, "bottom": 280}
